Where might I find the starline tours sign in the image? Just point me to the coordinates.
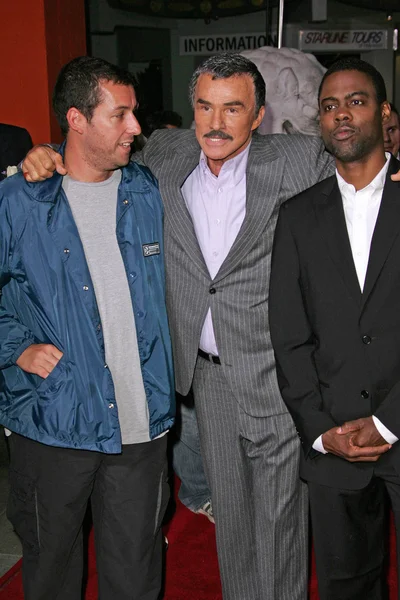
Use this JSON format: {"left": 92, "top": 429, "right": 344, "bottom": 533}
{"left": 179, "top": 33, "right": 276, "bottom": 56}
{"left": 299, "top": 29, "right": 389, "bottom": 52}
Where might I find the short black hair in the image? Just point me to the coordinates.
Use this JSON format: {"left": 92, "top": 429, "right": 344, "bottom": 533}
{"left": 389, "top": 102, "right": 399, "bottom": 117}
{"left": 53, "top": 56, "right": 136, "bottom": 136}
{"left": 318, "top": 57, "right": 387, "bottom": 106}
{"left": 188, "top": 53, "right": 266, "bottom": 116}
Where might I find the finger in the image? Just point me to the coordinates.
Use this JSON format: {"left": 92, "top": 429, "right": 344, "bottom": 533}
{"left": 22, "top": 165, "right": 46, "bottom": 183}
{"left": 338, "top": 419, "right": 365, "bottom": 432}
{"left": 350, "top": 436, "right": 380, "bottom": 449}
{"left": 33, "top": 159, "right": 56, "bottom": 179}
{"left": 41, "top": 346, "right": 63, "bottom": 367}
{"left": 349, "top": 444, "right": 391, "bottom": 458}
{"left": 40, "top": 148, "right": 62, "bottom": 173}
{"left": 33, "top": 357, "right": 56, "bottom": 377}
{"left": 391, "top": 172, "right": 400, "bottom": 181}
{"left": 47, "top": 345, "right": 64, "bottom": 362}
{"left": 54, "top": 155, "right": 68, "bottom": 176}
{"left": 337, "top": 423, "right": 362, "bottom": 434}
{"left": 23, "top": 160, "right": 50, "bottom": 182}
{"left": 35, "top": 366, "right": 51, "bottom": 379}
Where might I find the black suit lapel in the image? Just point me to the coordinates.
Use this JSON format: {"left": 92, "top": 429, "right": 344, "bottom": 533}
{"left": 314, "top": 177, "right": 362, "bottom": 306}
{"left": 361, "top": 158, "right": 400, "bottom": 311}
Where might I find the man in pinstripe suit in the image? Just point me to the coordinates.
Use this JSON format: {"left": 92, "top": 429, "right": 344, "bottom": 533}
{"left": 139, "top": 54, "right": 336, "bottom": 599}
{"left": 22, "top": 54, "right": 335, "bottom": 598}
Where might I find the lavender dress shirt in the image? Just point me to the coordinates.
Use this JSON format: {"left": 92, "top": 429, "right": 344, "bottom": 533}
{"left": 181, "top": 143, "right": 251, "bottom": 356}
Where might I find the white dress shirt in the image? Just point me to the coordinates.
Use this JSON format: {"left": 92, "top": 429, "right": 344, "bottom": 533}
{"left": 181, "top": 144, "right": 250, "bottom": 355}
{"left": 314, "top": 153, "right": 398, "bottom": 453}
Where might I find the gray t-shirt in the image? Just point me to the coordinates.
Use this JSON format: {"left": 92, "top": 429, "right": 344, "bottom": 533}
{"left": 63, "top": 170, "right": 150, "bottom": 444}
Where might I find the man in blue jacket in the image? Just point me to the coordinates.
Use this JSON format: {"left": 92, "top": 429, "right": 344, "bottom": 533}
{"left": 0, "top": 56, "right": 175, "bottom": 600}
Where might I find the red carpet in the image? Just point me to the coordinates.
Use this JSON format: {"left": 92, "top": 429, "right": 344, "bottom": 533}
{"left": 0, "top": 491, "right": 397, "bottom": 599}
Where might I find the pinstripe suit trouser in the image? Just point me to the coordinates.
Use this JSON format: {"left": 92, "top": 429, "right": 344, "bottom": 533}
{"left": 192, "top": 356, "right": 308, "bottom": 600}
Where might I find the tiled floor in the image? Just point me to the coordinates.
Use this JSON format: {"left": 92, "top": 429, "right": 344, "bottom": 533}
{"left": 0, "top": 428, "right": 22, "bottom": 578}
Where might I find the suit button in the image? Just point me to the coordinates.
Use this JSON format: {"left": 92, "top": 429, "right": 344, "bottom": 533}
{"left": 361, "top": 390, "right": 369, "bottom": 399}
{"left": 209, "top": 287, "right": 216, "bottom": 294}
{"left": 362, "top": 335, "right": 371, "bottom": 345}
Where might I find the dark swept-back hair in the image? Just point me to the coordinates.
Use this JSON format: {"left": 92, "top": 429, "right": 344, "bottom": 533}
{"left": 318, "top": 57, "right": 387, "bottom": 106}
{"left": 53, "top": 56, "right": 136, "bottom": 136}
{"left": 188, "top": 53, "right": 266, "bottom": 116}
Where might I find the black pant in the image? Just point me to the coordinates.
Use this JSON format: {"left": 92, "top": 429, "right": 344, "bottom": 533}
{"left": 308, "top": 462, "right": 400, "bottom": 600}
{"left": 7, "top": 433, "right": 169, "bottom": 600}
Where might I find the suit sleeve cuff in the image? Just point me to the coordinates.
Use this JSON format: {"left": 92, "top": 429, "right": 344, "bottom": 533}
{"left": 312, "top": 435, "right": 328, "bottom": 454}
{"left": 372, "top": 416, "right": 398, "bottom": 444}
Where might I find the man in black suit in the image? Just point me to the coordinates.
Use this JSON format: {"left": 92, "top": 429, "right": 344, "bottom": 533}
{"left": 269, "top": 57, "right": 400, "bottom": 600}
{"left": 0, "top": 123, "right": 33, "bottom": 179}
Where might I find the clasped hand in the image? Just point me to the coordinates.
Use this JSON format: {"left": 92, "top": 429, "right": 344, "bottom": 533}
{"left": 322, "top": 416, "right": 391, "bottom": 462}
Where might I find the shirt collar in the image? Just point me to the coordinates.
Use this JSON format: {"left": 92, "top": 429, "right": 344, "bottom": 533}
{"left": 336, "top": 152, "right": 391, "bottom": 198}
{"left": 199, "top": 141, "right": 251, "bottom": 184}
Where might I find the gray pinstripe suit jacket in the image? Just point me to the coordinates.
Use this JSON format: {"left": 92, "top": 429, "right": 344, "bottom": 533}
{"left": 139, "top": 129, "right": 335, "bottom": 417}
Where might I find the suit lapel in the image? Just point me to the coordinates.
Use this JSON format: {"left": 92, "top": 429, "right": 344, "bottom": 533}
{"left": 215, "top": 135, "right": 286, "bottom": 282}
{"left": 161, "top": 140, "right": 209, "bottom": 276}
{"left": 361, "top": 158, "right": 400, "bottom": 310}
{"left": 314, "top": 177, "right": 362, "bottom": 306}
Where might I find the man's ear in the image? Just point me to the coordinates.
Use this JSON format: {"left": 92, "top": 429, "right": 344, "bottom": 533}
{"left": 381, "top": 101, "right": 391, "bottom": 124}
{"left": 66, "top": 107, "right": 86, "bottom": 134}
{"left": 252, "top": 105, "right": 266, "bottom": 131}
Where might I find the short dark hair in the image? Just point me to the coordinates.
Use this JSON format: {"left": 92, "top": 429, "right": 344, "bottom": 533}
{"left": 389, "top": 102, "right": 399, "bottom": 117}
{"left": 318, "top": 57, "right": 387, "bottom": 105}
{"left": 188, "top": 53, "right": 266, "bottom": 116}
{"left": 53, "top": 56, "right": 136, "bottom": 136}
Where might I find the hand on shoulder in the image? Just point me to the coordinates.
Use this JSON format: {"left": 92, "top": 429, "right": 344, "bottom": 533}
{"left": 22, "top": 145, "right": 67, "bottom": 182}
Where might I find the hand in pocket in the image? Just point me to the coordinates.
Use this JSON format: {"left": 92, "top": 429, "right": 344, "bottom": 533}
{"left": 16, "top": 344, "right": 63, "bottom": 379}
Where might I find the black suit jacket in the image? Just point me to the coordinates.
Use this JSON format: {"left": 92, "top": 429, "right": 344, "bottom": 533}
{"left": 0, "top": 123, "right": 33, "bottom": 179}
{"left": 269, "top": 157, "right": 400, "bottom": 489}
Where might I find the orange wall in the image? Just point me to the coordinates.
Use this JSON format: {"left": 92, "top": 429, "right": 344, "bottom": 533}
{"left": 1, "top": 0, "right": 87, "bottom": 145}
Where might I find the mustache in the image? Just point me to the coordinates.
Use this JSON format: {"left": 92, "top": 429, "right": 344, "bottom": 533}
{"left": 203, "top": 130, "right": 233, "bottom": 141}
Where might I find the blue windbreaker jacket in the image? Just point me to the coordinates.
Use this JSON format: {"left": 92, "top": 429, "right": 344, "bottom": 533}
{"left": 0, "top": 160, "right": 175, "bottom": 453}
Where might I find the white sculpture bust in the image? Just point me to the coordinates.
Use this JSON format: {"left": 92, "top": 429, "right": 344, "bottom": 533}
{"left": 242, "top": 46, "right": 326, "bottom": 136}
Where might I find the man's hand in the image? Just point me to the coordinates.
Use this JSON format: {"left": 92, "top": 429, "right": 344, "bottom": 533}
{"left": 16, "top": 344, "right": 63, "bottom": 379}
{"left": 391, "top": 170, "right": 400, "bottom": 182}
{"left": 321, "top": 425, "right": 391, "bottom": 462}
{"left": 22, "top": 145, "right": 66, "bottom": 182}
{"left": 337, "top": 417, "right": 387, "bottom": 448}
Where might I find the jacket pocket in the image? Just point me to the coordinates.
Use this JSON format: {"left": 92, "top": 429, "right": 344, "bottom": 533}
{"left": 35, "top": 355, "right": 71, "bottom": 396}
{"left": 7, "top": 469, "right": 39, "bottom": 555}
